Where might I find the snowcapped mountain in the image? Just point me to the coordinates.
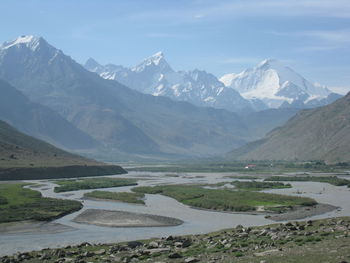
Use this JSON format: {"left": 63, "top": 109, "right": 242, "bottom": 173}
{"left": 0, "top": 35, "right": 266, "bottom": 158}
{"left": 85, "top": 52, "right": 264, "bottom": 112}
{"left": 220, "top": 59, "right": 338, "bottom": 108}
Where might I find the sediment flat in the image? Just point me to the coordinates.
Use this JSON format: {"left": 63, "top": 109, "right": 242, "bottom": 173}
{"left": 0, "top": 221, "right": 75, "bottom": 234}
{"left": 73, "top": 209, "right": 183, "bottom": 227}
{"left": 267, "top": 203, "right": 337, "bottom": 221}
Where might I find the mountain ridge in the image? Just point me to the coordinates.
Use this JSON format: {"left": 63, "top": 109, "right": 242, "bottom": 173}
{"left": 0, "top": 79, "right": 97, "bottom": 150}
{"left": 228, "top": 92, "right": 350, "bottom": 163}
{"left": 0, "top": 119, "right": 99, "bottom": 168}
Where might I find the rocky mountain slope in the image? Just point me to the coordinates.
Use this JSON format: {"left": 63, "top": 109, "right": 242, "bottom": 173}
{"left": 0, "top": 120, "right": 99, "bottom": 168}
{"left": 229, "top": 92, "right": 350, "bottom": 163}
{"left": 0, "top": 79, "right": 97, "bottom": 150}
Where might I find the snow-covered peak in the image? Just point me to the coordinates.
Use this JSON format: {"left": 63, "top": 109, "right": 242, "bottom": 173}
{"left": 221, "top": 59, "right": 333, "bottom": 108}
{"left": 148, "top": 51, "right": 164, "bottom": 65}
{"left": 1, "top": 35, "right": 43, "bottom": 51}
{"left": 132, "top": 51, "right": 173, "bottom": 73}
{"left": 219, "top": 73, "right": 237, "bottom": 87}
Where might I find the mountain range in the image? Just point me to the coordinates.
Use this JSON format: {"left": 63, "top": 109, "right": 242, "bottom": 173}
{"left": 228, "top": 91, "right": 350, "bottom": 163}
{"left": 1, "top": 35, "right": 344, "bottom": 162}
{"left": 85, "top": 53, "right": 261, "bottom": 113}
{"left": 85, "top": 53, "right": 341, "bottom": 112}
{"left": 0, "top": 35, "right": 262, "bottom": 160}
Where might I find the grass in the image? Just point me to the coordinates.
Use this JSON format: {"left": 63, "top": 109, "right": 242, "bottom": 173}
{"left": 231, "top": 181, "right": 292, "bottom": 191}
{"left": 84, "top": 191, "right": 145, "bottom": 204}
{"left": 0, "top": 165, "right": 127, "bottom": 180}
{"left": 0, "top": 183, "right": 82, "bottom": 223}
{"left": 54, "top": 177, "right": 138, "bottom": 193}
{"left": 265, "top": 175, "right": 350, "bottom": 186}
{"left": 132, "top": 185, "right": 316, "bottom": 212}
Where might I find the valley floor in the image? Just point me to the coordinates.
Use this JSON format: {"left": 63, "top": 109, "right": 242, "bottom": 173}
{"left": 1, "top": 170, "right": 350, "bottom": 258}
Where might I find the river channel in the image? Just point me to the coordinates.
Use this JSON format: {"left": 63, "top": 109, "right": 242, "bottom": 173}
{"left": 1, "top": 171, "right": 349, "bottom": 256}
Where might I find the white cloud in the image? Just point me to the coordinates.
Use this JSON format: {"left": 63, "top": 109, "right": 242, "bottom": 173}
{"left": 270, "top": 29, "right": 350, "bottom": 51}
{"left": 121, "top": 0, "right": 350, "bottom": 25}
{"left": 301, "top": 30, "right": 350, "bottom": 43}
{"left": 196, "top": 0, "right": 350, "bottom": 19}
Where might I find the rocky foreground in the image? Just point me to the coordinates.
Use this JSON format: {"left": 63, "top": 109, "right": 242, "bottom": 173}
{"left": 1, "top": 217, "right": 350, "bottom": 263}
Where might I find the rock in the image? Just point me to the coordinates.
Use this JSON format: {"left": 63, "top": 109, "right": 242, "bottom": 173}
{"left": 258, "top": 230, "right": 268, "bottom": 236}
{"left": 127, "top": 241, "right": 143, "bottom": 249}
{"left": 148, "top": 241, "right": 159, "bottom": 249}
{"left": 78, "top": 242, "right": 91, "bottom": 248}
{"left": 174, "top": 242, "right": 183, "bottom": 247}
{"left": 39, "top": 253, "right": 51, "bottom": 260}
{"left": 168, "top": 253, "right": 182, "bottom": 259}
{"left": 182, "top": 239, "right": 192, "bottom": 248}
{"left": 53, "top": 249, "right": 66, "bottom": 258}
{"left": 82, "top": 251, "right": 94, "bottom": 257}
{"left": 224, "top": 243, "right": 232, "bottom": 249}
{"left": 239, "top": 232, "right": 249, "bottom": 238}
{"left": 94, "top": 249, "right": 106, "bottom": 255}
{"left": 184, "top": 257, "right": 199, "bottom": 263}
{"left": 18, "top": 252, "right": 32, "bottom": 260}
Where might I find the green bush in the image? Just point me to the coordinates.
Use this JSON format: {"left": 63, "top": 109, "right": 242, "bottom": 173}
{"left": 54, "top": 177, "right": 137, "bottom": 192}
{"left": 133, "top": 184, "right": 316, "bottom": 213}
{"left": 0, "top": 184, "right": 82, "bottom": 223}
{"left": 84, "top": 191, "right": 145, "bottom": 204}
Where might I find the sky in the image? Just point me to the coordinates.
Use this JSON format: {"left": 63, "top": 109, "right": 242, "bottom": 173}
{"left": 1, "top": 0, "right": 350, "bottom": 94}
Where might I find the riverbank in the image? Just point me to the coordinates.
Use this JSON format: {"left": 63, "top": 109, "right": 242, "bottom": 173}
{"left": 2, "top": 216, "right": 349, "bottom": 262}
{"left": 267, "top": 203, "right": 338, "bottom": 221}
{"left": 0, "top": 221, "right": 74, "bottom": 234}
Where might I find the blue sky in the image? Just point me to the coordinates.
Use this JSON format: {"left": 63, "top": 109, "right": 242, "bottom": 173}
{"left": 1, "top": 0, "right": 350, "bottom": 93}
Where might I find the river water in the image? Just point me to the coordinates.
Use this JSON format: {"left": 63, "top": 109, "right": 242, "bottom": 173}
{"left": 0, "top": 171, "right": 349, "bottom": 256}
